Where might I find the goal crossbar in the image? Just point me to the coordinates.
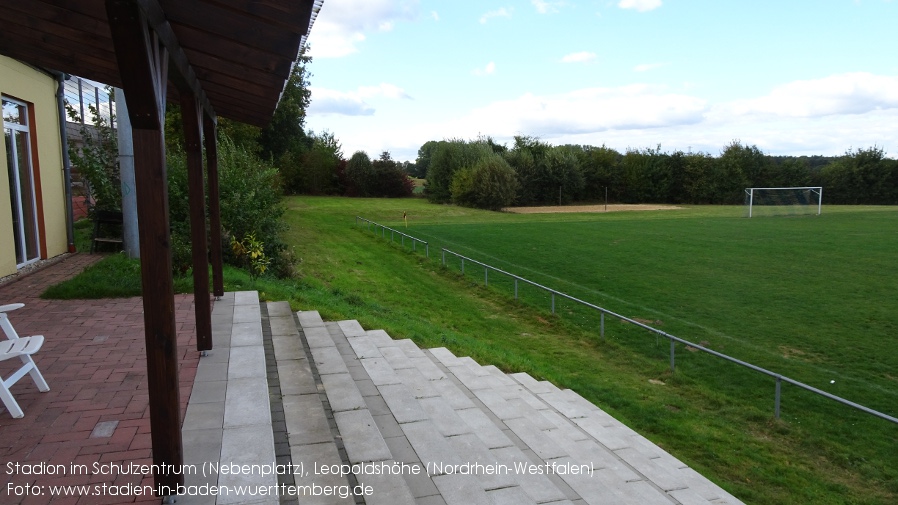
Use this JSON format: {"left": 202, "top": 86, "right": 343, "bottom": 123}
{"left": 745, "top": 186, "right": 822, "bottom": 218}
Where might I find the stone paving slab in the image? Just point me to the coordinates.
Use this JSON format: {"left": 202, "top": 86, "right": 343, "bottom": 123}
{"left": 297, "top": 310, "right": 326, "bottom": 328}
{"left": 337, "top": 319, "right": 365, "bottom": 337}
{"left": 334, "top": 409, "right": 392, "bottom": 463}
{"left": 320, "top": 372, "right": 367, "bottom": 412}
{"left": 304, "top": 325, "right": 336, "bottom": 349}
{"left": 310, "top": 345, "right": 350, "bottom": 375}
{"left": 284, "top": 393, "right": 333, "bottom": 446}
{"left": 289, "top": 442, "right": 354, "bottom": 505}
{"left": 356, "top": 467, "right": 418, "bottom": 505}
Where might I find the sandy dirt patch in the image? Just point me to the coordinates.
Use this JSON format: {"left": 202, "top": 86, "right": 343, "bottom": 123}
{"left": 504, "top": 204, "right": 681, "bottom": 214}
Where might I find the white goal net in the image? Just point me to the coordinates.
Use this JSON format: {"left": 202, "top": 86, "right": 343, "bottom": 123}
{"left": 744, "top": 187, "right": 822, "bottom": 217}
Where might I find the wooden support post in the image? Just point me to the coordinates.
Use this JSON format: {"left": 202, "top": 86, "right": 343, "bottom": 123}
{"left": 181, "top": 92, "right": 212, "bottom": 351}
{"left": 204, "top": 113, "right": 224, "bottom": 297}
{"left": 106, "top": 0, "right": 182, "bottom": 494}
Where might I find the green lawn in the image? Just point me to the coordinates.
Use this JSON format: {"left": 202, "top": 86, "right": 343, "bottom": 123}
{"left": 285, "top": 197, "right": 897, "bottom": 505}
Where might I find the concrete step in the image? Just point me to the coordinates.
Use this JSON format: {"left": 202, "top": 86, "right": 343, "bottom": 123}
{"left": 181, "top": 291, "right": 278, "bottom": 505}
{"left": 298, "top": 312, "right": 418, "bottom": 505}
{"left": 338, "top": 327, "right": 573, "bottom": 505}
{"left": 269, "top": 305, "right": 354, "bottom": 505}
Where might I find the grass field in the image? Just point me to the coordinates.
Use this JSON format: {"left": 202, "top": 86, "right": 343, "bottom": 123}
{"left": 284, "top": 197, "right": 897, "bottom": 504}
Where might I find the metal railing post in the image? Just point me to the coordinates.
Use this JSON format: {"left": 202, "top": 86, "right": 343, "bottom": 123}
{"left": 670, "top": 338, "right": 676, "bottom": 372}
{"left": 551, "top": 293, "right": 555, "bottom": 314}
{"left": 601, "top": 312, "right": 605, "bottom": 340}
{"left": 514, "top": 279, "right": 518, "bottom": 299}
{"left": 773, "top": 375, "right": 782, "bottom": 419}
{"left": 461, "top": 258, "right": 465, "bottom": 274}
{"left": 485, "top": 267, "right": 488, "bottom": 286}
{"left": 426, "top": 244, "right": 429, "bottom": 258}
{"left": 441, "top": 249, "right": 445, "bottom": 266}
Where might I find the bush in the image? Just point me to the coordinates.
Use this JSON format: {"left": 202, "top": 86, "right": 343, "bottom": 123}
{"left": 450, "top": 155, "right": 518, "bottom": 210}
{"left": 167, "top": 135, "right": 291, "bottom": 277}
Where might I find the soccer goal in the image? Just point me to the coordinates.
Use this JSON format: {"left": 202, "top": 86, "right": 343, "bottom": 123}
{"left": 744, "top": 187, "right": 822, "bottom": 217}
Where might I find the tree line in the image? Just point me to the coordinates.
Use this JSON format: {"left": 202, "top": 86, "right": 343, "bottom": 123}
{"left": 416, "top": 137, "right": 898, "bottom": 209}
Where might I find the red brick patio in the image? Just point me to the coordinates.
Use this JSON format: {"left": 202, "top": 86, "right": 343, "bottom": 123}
{"left": 0, "top": 254, "right": 202, "bottom": 504}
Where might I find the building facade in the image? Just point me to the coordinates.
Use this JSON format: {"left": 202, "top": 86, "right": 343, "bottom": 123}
{"left": 1, "top": 56, "right": 68, "bottom": 277}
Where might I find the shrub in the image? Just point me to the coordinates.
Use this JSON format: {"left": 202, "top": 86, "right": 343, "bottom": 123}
{"left": 167, "top": 135, "right": 291, "bottom": 277}
{"left": 450, "top": 155, "right": 518, "bottom": 210}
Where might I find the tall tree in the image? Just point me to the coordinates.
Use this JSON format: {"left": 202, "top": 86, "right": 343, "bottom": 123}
{"left": 259, "top": 46, "right": 313, "bottom": 163}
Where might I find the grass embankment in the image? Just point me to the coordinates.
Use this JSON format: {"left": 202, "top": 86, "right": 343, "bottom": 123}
{"left": 46, "top": 199, "right": 897, "bottom": 504}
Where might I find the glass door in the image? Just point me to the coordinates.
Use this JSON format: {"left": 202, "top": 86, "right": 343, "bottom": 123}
{"left": 3, "top": 98, "right": 39, "bottom": 267}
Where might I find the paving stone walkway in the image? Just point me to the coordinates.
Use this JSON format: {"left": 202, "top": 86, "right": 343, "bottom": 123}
{"left": 0, "top": 253, "right": 201, "bottom": 505}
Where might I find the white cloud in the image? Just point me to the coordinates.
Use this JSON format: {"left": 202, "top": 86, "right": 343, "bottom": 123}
{"left": 532, "top": 0, "right": 567, "bottom": 14}
{"left": 455, "top": 85, "right": 707, "bottom": 138}
{"left": 618, "top": 0, "right": 663, "bottom": 12}
{"left": 480, "top": 8, "right": 512, "bottom": 24}
{"left": 473, "top": 61, "right": 497, "bottom": 76}
{"left": 309, "top": 88, "right": 374, "bottom": 116}
{"left": 721, "top": 72, "right": 898, "bottom": 118}
{"left": 561, "top": 51, "right": 597, "bottom": 63}
{"left": 307, "top": 0, "right": 419, "bottom": 58}
{"left": 431, "top": 11, "right": 439, "bottom": 21}
{"left": 357, "top": 83, "right": 412, "bottom": 100}
{"left": 633, "top": 62, "right": 666, "bottom": 72}
{"left": 309, "top": 83, "right": 411, "bottom": 116}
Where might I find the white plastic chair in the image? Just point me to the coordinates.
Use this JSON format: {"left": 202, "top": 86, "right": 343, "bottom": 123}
{"left": 0, "top": 303, "right": 49, "bottom": 418}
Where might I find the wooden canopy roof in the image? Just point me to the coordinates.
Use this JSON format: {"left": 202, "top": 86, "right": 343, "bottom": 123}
{"left": 0, "top": 0, "right": 321, "bottom": 126}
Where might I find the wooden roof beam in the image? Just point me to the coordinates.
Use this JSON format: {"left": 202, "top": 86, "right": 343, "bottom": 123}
{"left": 136, "top": 0, "right": 216, "bottom": 124}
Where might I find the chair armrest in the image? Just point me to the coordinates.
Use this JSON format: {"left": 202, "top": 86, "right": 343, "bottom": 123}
{"left": 0, "top": 304, "right": 25, "bottom": 313}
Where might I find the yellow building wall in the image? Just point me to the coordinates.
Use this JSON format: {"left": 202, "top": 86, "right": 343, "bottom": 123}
{"left": 0, "top": 56, "right": 68, "bottom": 277}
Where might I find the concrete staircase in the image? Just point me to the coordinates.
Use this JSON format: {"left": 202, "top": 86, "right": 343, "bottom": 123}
{"left": 183, "top": 292, "right": 742, "bottom": 504}
{"left": 275, "top": 306, "right": 744, "bottom": 505}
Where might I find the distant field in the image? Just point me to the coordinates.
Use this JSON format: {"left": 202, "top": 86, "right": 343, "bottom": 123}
{"left": 289, "top": 197, "right": 898, "bottom": 504}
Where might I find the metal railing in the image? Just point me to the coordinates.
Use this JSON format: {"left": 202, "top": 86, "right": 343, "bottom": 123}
{"left": 355, "top": 217, "right": 429, "bottom": 258}
{"left": 440, "top": 248, "right": 898, "bottom": 425}
{"left": 64, "top": 77, "right": 116, "bottom": 126}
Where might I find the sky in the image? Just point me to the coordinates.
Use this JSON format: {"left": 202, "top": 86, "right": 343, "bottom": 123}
{"left": 304, "top": 0, "right": 898, "bottom": 162}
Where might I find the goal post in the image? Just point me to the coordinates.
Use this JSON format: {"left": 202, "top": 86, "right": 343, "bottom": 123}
{"left": 744, "top": 187, "right": 822, "bottom": 218}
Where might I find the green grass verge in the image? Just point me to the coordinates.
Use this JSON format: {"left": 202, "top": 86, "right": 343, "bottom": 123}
{"left": 44, "top": 199, "right": 898, "bottom": 504}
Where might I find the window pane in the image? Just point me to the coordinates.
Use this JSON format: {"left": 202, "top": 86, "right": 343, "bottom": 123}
{"left": 5, "top": 128, "right": 24, "bottom": 263}
{"left": 2, "top": 99, "right": 25, "bottom": 125}
{"left": 15, "top": 131, "right": 38, "bottom": 261}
